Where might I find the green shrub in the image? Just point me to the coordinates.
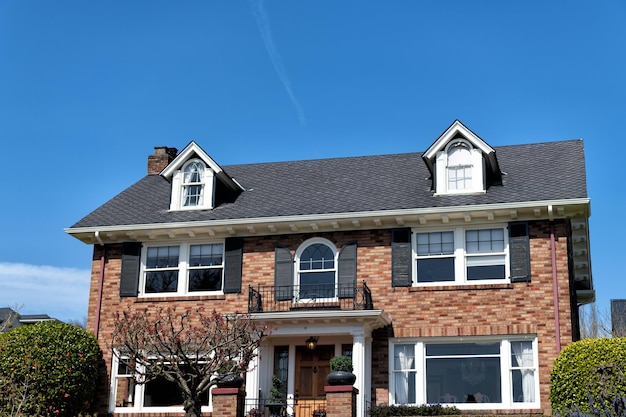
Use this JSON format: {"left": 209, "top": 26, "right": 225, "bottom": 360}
{"left": 367, "top": 404, "right": 460, "bottom": 416}
{"left": 0, "top": 321, "right": 101, "bottom": 417}
{"left": 330, "top": 355, "right": 353, "bottom": 372}
{"left": 550, "top": 338, "right": 626, "bottom": 414}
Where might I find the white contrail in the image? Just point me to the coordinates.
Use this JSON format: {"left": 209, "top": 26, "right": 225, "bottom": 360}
{"left": 249, "top": 0, "right": 306, "bottom": 125}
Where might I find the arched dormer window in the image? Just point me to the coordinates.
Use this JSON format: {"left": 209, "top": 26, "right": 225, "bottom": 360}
{"left": 296, "top": 238, "right": 337, "bottom": 300}
{"left": 446, "top": 141, "right": 473, "bottom": 191}
{"left": 169, "top": 158, "right": 215, "bottom": 211}
{"left": 182, "top": 160, "right": 205, "bottom": 207}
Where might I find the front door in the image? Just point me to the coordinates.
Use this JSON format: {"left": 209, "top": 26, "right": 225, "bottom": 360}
{"left": 294, "top": 345, "right": 333, "bottom": 417}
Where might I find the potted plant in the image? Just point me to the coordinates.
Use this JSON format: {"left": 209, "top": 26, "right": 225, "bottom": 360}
{"left": 327, "top": 355, "right": 356, "bottom": 385}
{"left": 267, "top": 374, "right": 285, "bottom": 417}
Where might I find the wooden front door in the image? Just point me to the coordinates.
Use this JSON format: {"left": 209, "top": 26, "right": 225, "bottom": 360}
{"left": 294, "top": 345, "right": 332, "bottom": 417}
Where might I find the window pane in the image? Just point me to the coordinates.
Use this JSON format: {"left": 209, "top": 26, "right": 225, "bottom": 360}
{"left": 417, "top": 258, "right": 455, "bottom": 282}
{"left": 115, "top": 376, "right": 136, "bottom": 407}
{"left": 467, "top": 265, "right": 505, "bottom": 280}
{"left": 144, "top": 376, "right": 183, "bottom": 406}
{"left": 426, "top": 356, "right": 501, "bottom": 404}
{"left": 146, "top": 246, "right": 179, "bottom": 269}
{"left": 189, "top": 244, "right": 223, "bottom": 266}
{"left": 299, "top": 243, "right": 334, "bottom": 270}
{"left": 466, "top": 229, "right": 504, "bottom": 254}
{"left": 145, "top": 271, "right": 178, "bottom": 293}
{"left": 416, "top": 232, "right": 454, "bottom": 255}
{"left": 299, "top": 271, "right": 335, "bottom": 298}
{"left": 183, "top": 161, "right": 204, "bottom": 183}
{"left": 188, "top": 268, "right": 223, "bottom": 292}
{"left": 426, "top": 342, "right": 500, "bottom": 356}
{"left": 394, "top": 371, "right": 416, "bottom": 404}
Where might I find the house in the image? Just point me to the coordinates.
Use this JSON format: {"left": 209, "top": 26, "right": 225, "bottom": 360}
{"left": 0, "top": 307, "right": 56, "bottom": 332}
{"left": 66, "top": 120, "right": 594, "bottom": 416}
{"left": 611, "top": 299, "right": 626, "bottom": 337}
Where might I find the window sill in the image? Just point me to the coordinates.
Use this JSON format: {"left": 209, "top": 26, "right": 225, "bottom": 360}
{"left": 134, "top": 294, "right": 227, "bottom": 303}
{"left": 409, "top": 283, "right": 514, "bottom": 292}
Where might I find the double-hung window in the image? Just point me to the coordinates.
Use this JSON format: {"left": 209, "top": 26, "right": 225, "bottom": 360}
{"left": 142, "top": 242, "right": 224, "bottom": 296}
{"left": 390, "top": 337, "right": 538, "bottom": 409}
{"left": 414, "top": 227, "right": 508, "bottom": 285}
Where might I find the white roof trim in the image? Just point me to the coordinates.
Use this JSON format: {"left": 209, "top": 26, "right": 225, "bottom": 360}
{"left": 160, "top": 141, "right": 244, "bottom": 191}
{"left": 423, "top": 120, "right": 495, "bottom": 160}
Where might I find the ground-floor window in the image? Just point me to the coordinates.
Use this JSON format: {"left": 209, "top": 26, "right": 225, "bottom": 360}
{"left": 390, "top": 336, "right": 538, "bottom": 409}
{"left": 110, "top": 353, "right": 211, "bottom": 412}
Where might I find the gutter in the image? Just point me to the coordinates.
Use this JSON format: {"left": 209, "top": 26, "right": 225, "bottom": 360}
{"left": 94, "top": 231, "right": 105, "bottom": 339}
{"left": 548, "top": 206, "right": 562, "bottom": 353}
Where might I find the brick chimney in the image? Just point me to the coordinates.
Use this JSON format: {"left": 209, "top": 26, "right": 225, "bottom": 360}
{"left": 148, "top": 146, "right": 178, "bottom": 174}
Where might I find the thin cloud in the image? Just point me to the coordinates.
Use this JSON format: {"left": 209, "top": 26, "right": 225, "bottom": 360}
{"left": 0, "top": 262, "right": 90, "bottom": 323}
{"left": 250, "top": 0, "right": 306, "bottom": 125}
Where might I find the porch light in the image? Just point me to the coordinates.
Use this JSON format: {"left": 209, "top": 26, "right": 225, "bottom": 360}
{"left": 305, "top": 336, "right": 319, "bottom": 350}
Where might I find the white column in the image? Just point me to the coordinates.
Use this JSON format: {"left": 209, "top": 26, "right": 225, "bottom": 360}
{"left": 352, "top": 330, "right": 366, "bottom": 417}
{"left": 246, "top": 345, "right": 264, "bottom": 409}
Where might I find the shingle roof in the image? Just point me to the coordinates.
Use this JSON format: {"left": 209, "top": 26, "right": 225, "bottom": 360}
{"left": 70, "top": 140, "right": 588, "bottom": 229}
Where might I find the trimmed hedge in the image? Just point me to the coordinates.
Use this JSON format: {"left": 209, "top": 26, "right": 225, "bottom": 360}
{"left": 0, "top": 320, "right": 101, "bottom": 417}
{"left": 550, "top": 338, "right": 626, "bottom": 414}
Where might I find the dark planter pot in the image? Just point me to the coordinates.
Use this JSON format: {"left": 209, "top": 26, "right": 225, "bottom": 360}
{"left": 326, "top": 370, "right": 356, "bottom": 386}
{"left": 267, "top": 403, "right": 285, "bottom": 417}
{"left": 216, "top": 373, "right": 244, "bottom": 388}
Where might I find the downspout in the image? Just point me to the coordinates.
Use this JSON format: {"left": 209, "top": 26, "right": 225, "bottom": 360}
{"left": 548, "top": 206, "right": 562, "bottom": 353}
{"left": 94, "top": 231, "right": 105, "bottom": 339}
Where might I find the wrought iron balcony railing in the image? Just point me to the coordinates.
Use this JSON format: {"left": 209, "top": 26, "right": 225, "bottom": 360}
{"left": 248, "top": 281, "right": 373, "bottom": 313}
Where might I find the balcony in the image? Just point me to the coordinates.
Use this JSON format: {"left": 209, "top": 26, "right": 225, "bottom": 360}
{"left": 248, "top": 281, "right": 373, "bottom": 313}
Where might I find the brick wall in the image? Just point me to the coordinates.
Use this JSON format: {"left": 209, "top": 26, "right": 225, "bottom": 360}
{"left": 87, "top": 220, "right": 575, "bottom": 415}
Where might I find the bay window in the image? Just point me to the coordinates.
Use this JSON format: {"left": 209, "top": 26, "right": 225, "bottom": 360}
{"left": 390, "top": 337, "right": 538, "bottom": 409}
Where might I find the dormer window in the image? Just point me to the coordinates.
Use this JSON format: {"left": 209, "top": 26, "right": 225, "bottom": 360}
{"left": 182, "top": 160, "right": 205, "bottom": 207}
{"left": 423, "top": 121, "right": 501, "bottom": 196}
{"left": 160, "top": 141, "right": 244, "bottom": 212}
{"left": 169, "top": 158, "right": 215, "bottom": 211}
{"left": 446, "top": 141, "right": 473, "bottom": 191}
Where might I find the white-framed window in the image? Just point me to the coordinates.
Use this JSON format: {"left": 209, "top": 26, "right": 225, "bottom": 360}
{"left": 389, "top": 336, "right": 539, "bottom": 409}
{"left": 447, "top": 141, "right": 473, "bottom": 191}
{"left": 110, "top": 353, "right": 212, "bottom": 413}
{"left": 413, "top": 226, "right": 508, "bottom": 285}
{"left": 140, "top": 241, "right": 224, "bottom": 296}
{"left": 434, "top": 139, "right": 485, "bottom": 195}
{"left": 295, "top": 238, "right": 338, "bottom": 300}
{"left": 169, "top": 159, "right": 215, "bottom": 211}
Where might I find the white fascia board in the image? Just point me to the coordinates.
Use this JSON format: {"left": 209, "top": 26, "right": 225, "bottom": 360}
{"left": 160, "top": 141, "right": 223, "bottom": 178}
{"left": 160, "top": 141, "right": 243, "bottom": 191}
{"left": 250, "top": 310, "right": 392, "bottom": 331}
{"left": 65, "top": 198, "right": 591, "bottom": 237}
{"left": 423, "top": 120, "right": 494, "bottom": 160}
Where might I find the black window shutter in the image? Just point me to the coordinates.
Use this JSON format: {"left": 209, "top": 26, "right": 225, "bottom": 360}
{"left": 338, "top": 241, "right": 357, "bottom": 298}
{"left": 392, "top": 228, "right": 412, "bottom": 287}
{"left": 274, "top": 245, "right": 293, "bottom": 301}
{"left": 509, "top": 222, "right": 531, "bottom": 283}
{"left": 120, "top": 242, "right": 142, "bottom": 297}
{"left": 223, "top": 237, "right": 243, "bottom": 294}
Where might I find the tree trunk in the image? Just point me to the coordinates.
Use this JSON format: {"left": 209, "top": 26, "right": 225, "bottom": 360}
{"left": 183, "top": 397, "right": 203, "bottom": 417}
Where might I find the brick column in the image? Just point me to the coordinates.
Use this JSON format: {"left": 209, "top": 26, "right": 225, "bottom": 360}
{"left": 324, "top": 385, "right": 359, "bottom": 417}
{"left": 212, "top": 387, "right": 245, "bottom": 417}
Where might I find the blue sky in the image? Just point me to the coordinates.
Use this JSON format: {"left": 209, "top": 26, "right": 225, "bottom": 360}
{"left": 0, "top": 1, "right": 624, "bottom": 323}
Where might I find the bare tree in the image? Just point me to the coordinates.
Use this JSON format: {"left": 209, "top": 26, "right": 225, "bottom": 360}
{"left": 580, "top": 303, "right": 612, "bottom": 339}
{"left": 112, "top": 307, "right": 270, "bottom": 417}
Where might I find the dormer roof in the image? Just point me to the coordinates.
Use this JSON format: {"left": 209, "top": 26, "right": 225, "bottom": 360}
{"left": 161, "top": 141, "right": 244, "bottom": 192}
{"left": 422, "top": 120, "right": 502, "bottom": 188}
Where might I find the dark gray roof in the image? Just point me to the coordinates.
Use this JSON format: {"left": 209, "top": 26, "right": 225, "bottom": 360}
{"left": 70, "top": 140, "right": 588, "bottom": 229}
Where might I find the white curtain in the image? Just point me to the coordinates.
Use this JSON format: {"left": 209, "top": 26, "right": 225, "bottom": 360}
{"left": 511, "top": 342, "right": 535, "bottom": 402}
{"left": 395, "top": 347, "right": 415, "bottom": 404}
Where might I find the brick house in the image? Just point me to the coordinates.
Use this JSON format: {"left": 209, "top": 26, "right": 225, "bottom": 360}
{"left": 66, "top": 120, "right": 594, "bottom": 416}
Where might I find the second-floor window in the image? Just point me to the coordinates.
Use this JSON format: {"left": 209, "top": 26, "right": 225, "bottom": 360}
{"left": 142, "top": 242, "right": 224, "bottom": 295}
{"left": 414, "top": 227, "right": 507, "bottom": 285}
{"left": 296, "top": 238, "right": 337, "bottom": 299}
